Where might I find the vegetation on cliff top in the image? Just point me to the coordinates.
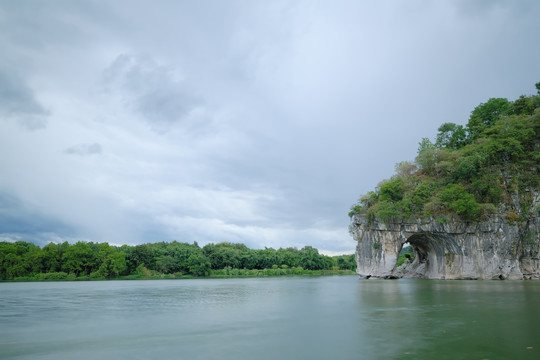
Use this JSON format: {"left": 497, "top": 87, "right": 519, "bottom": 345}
{"left": 350, "top": 82, "right": 540, "bottom": 223}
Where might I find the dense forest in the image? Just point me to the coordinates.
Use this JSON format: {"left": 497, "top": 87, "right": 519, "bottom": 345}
{"left": 350, "top": 82, "right": 540, "bottom": 224}
{"left": 0, "top": 240, "right": 356, "bottom": 281}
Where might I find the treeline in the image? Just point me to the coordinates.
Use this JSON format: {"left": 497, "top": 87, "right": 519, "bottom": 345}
{"left": 0, "top": 241, "right": 356, "bottom": 281}
{"left": 350, "top": 82, "right": 540, "bottom": 224}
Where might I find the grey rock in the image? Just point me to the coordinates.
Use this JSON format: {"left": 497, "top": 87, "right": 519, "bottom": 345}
{"left": 352, "top": 193, "right": 540, "bottom": 280}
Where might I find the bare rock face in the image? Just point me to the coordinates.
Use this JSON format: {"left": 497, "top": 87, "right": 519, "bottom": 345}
{"left": 351, "top": 209, "right": 540, "bottom": 280}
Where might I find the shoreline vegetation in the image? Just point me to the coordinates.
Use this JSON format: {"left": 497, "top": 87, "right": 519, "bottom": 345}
{"left": 2, "top": 269, "right": 357, "bottom": 282}
{"left": 0, "top": 240, "right": 356, "bottom": 282}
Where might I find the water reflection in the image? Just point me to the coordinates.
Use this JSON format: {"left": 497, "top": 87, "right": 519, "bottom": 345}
{"left": 354, "top": 279, "right": 540, "bottom": 359}
{"left": 0, "top": 278, "right": 539, "bottom": 360}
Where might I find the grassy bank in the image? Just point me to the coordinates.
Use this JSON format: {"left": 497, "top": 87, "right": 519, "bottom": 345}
{"left": 2, "top": 267, "right": 357, "bottom": 282}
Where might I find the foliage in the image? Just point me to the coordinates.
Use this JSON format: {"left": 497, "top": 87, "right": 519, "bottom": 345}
{"left": 435, "top": 122, "right": 468, "bottom": 149}
{"left": 439, "top": 184, "right": 481, "bottom": 220}
{"left": 467, "top": 98, "right": 512, "bottom": 141}
{"left": 396, "top": 246, "right": 414, "bottom": 267}
{"left": 0, "top": 240, "right": 355, "bottom": 281}
{"left": 186, "top": 254, "right": 211, "bottom": 276}
{"left": 379, "top": 177, "right": 405, "bottom": 202}
{"left": 349, "top": 82, "right": 540, "bottom": 223}
{"left": 349, "top": 191, "right": 377, "bottom": 218}
{"left": 415, "top": 138, "right": 437, "bottom": 173}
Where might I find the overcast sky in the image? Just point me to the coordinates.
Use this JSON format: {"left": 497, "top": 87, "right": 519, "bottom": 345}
{"left": 1, "top": 0, "right": 539, "bottom": 255}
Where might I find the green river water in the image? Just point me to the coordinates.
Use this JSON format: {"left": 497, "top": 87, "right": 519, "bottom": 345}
{"left": 1, "top": 276, "right": 539, "bottom": 359}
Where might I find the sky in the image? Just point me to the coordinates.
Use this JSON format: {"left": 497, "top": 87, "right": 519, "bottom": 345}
{"left": 1, "top": 0, "right": 539, "bottom": 255}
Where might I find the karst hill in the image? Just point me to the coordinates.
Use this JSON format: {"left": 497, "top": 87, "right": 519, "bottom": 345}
{"left": 350, "top": 83, "right": 540, "bottom": 280}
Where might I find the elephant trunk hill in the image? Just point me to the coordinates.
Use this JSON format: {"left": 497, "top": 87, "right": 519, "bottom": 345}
{"left": 350, "top": 83, "right": 540, "bottom": 280}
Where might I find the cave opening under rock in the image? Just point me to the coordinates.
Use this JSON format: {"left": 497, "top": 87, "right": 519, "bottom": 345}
{"left": 395, "top": 242, "right": 414, "bottom": 267}
{"left": 393, "top": 232, "right": 462, "bottom": 278}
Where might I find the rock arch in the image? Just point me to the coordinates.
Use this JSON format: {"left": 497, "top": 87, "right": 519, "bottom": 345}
{"left": 351, "top": 215, "right": 539, "bottom": 280}
{"left": 393, "top": 232, "right": 464, "bottom": 279}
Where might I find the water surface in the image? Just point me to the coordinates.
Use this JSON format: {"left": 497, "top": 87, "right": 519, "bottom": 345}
{"left": 1, "top": 277, "right": 539, "bottom": 359}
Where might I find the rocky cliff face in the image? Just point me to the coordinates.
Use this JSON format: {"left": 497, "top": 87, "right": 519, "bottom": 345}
{"left": 351, "top": 195, "right": 540, "bottom": 280}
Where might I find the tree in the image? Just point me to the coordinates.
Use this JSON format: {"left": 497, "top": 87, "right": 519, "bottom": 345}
{"left": 277, "top": 247, "right": 300, "bottom": 268}
{"left": 3, "top": 253, "right": 26, "bottom": 278}
{"left": 417, "top": 137, "right": 435, "bottom": 154}
{"left": 439, "top": 184, "right": 480, "bottom": 220}
{"left": 511, "top": 95, "right": 536, "bottom": 116}
{"left": 395, "top": 161, "right": 417, "bottom": 178}
{"left": 187, "top": 254, "right": 211, "bottom": 276}
{"left": 92, "top": 243, "right": 127, "bottom": 278}
{"left": 125, "top": 244, "right": 154, "bottom": 273}
{"left": 166, "top": 241, "right": 200, "bottom": 273}
{"left": 256, "top": 247, "right": 277, "bottom": 269}
{"left": 335, "top": 254, "right": 356, "bottom": 271}
{"left": 379, "top": 177, "right": 405, "bottom": 202}
{"left": 203, "top": 243, "right": 241, "bottom": 269}
{"left": 0, "top": 242, "right": 42, "bottom": 279}
{"left": 467, "top": 98, "right": 511, "bottom": 140}
{"left": 415, "top": 138, "right": 437, "bottom": 173}
{"left": 155, "top": 255, "right": 178, "bottom": 274}
{"left": 299, "top": 246, "right": 323, "bottom": 270}
{"left": 23, "top": 245, "right": 45, "bottom": 274}
{"left": 62, "top": 242, "right": 96, "bottom": 276}
{"left": 41, "top": 242, "right": 62, "bottom": 272}
{"left": 435, "top": 122, "right": 468, "bottom": 149}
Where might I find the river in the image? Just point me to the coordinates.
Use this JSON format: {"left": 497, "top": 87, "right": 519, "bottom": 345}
{"left": 1, "top": 276, "right": 539, "bottom": 360}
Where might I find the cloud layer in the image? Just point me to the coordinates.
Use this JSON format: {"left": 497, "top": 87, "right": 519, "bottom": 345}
{"left": 1, "top": 1, "right": 539, "bottom": 254}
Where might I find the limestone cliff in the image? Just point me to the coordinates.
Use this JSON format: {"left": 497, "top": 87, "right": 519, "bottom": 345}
{"left": 351, "top": 194, "right": 540, "bottom": 280}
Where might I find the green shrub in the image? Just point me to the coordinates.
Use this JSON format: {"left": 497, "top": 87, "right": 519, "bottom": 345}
{"left": 33, "top": 272, "right": 69, "bottom": 281}
{"left": 470, "top": 176, "right": 503, "bottom": 204}
{"left": 423, "top": 198, "right": 445, "bottom": 218}
{"left": 374, "top": 200, "right": 401, "bottom": 222}
{"left": 452, "top": 153, "right": 485, "bottom": 181}
{"left": 439, "top": 184, "right": 481, "bottom": 220}
{"left": 379, "top": 177, "right": 405, "bottom": 202}
{"left": 396, "top": 248, "right": 414, "bottom": 267}
{"left": 348, "top": 204, "right": 363, "bottom": 218}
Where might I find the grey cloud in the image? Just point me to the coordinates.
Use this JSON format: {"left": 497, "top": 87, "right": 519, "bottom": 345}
{"left": 1, "top": 1, "right": 539, "bottom": 254}
{"left": 0, "top": 1, "right": 120, "bottom": 50}
{"left": 64, "top": 143, "right": 102, "bottom": 156}
{"left": 0, "top": 232, "right": 81, "bottom": 248}
{"left": 0, "top": 70, "right": 49, "bottom": 129}
{"left": 0, "top": 193, "right": 76, "bottom": 246}
{"left": 454, "top": 0, "right": 533, "bottom": 15}
{"left": 102, "top": 54, "right": 203, "bottom": 130}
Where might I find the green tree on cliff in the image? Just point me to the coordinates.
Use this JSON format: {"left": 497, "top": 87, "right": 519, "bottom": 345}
{"left": 350, "top": 82, "right": 540, "bottom": 224}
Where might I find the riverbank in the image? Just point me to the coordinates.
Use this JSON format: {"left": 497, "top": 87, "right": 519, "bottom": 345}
{"left": 1, "top": 268, "right": 356, "bottom": 282}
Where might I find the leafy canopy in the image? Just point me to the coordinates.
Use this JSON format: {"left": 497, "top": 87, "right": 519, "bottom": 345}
{"left": 350, "top": 82, "right": 540, "bottom": 223}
